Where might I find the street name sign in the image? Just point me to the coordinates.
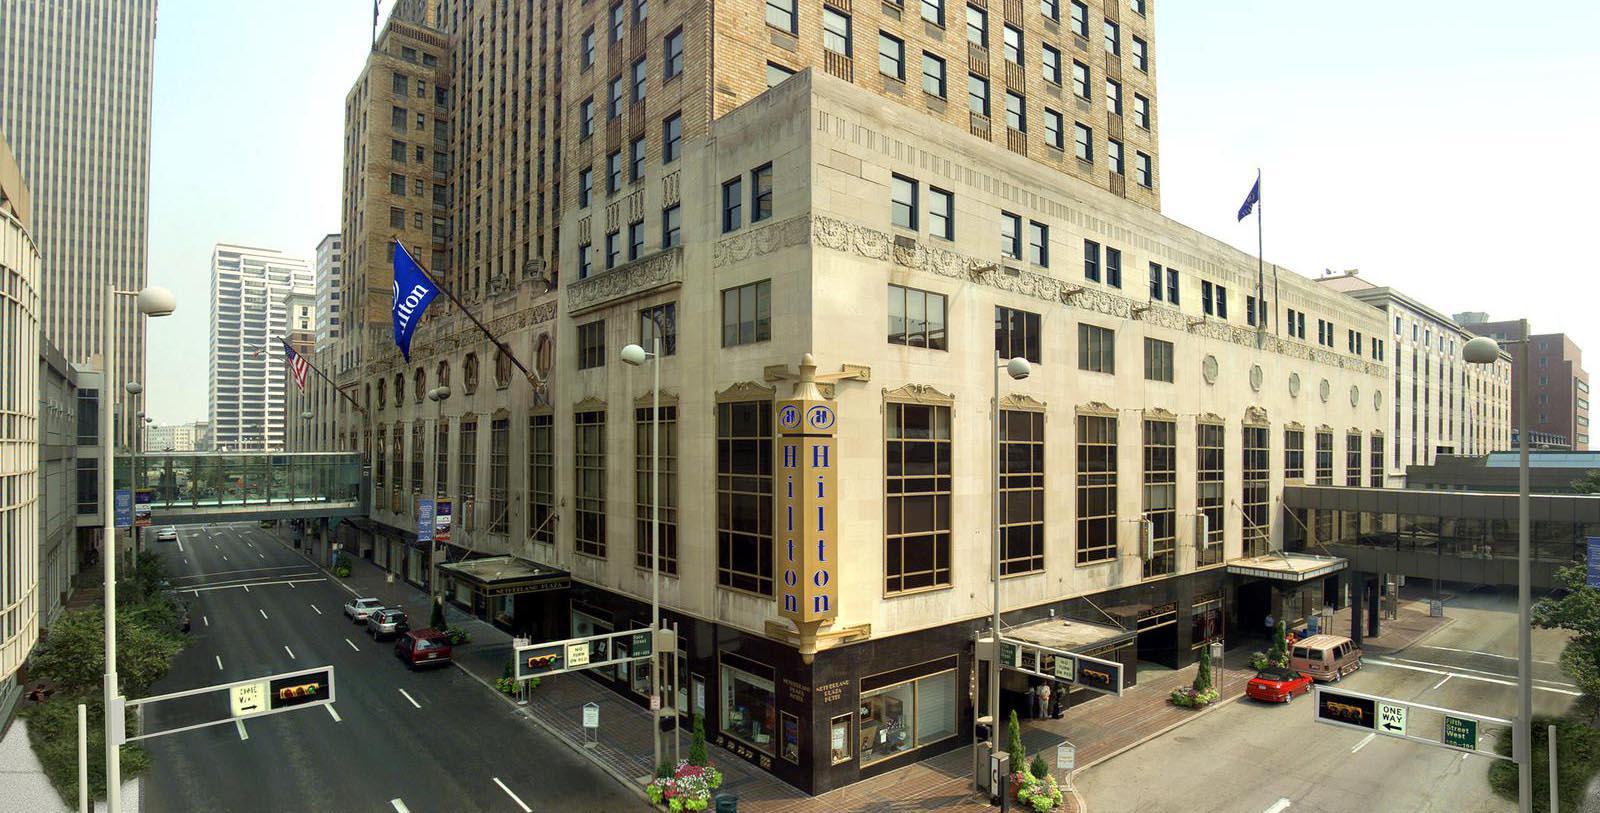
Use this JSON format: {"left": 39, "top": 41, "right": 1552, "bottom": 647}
{"left": 1443, "top": 715, "right": 1479, "bottom": 750}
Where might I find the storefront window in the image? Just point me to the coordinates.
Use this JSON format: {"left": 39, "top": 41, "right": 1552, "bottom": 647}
{"left": 859, "top": 669, "right": 956, "bottom": 766}
{"left": 1191, "top": 593, "right": 1222, "bottom": 648}
{"left": 721, "top": 663, "right": 777, "bottom": 754}
{"left": 830, "top": 713, "right": 854, "bottom": 764}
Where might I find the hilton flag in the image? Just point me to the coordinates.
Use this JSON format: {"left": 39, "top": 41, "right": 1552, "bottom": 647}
{"left": 1237, "top": 175, "right": 1261, "bottom": 222}
{"left": 281, "top": 339, "right": 310, "bottom": 391}
{"left": 391, "top": 240, "right": 439, "bottom": 362}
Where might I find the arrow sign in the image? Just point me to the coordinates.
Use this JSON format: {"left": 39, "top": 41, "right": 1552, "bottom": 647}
{"left": 1378, "top": 702, "right": 1407, "bottom": 737}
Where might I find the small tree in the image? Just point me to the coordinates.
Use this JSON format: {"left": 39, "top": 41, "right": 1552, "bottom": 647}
{"left": 429, "top": 597, "right": 446, "bottom": 630}
{"left": 1192, "top": 646, "right": 1214, "bottom": 694}
{"left": 1028, "top": 752, "right": 1049, "bottom": 780}
{"left": 1268, "top": 620, "right": 1290, "bottom": 668}
{"left": 1533, "top": 564, "right": 1600, "bottom": 703}
{"left": 1574, "top": 470, "right": 1600, "bottom": 495}
{"left": 689, "top": 713, "right": 709, "bottom": 766}
{"left": 1006, "top": 710, "right": 1025, "bottom": 774}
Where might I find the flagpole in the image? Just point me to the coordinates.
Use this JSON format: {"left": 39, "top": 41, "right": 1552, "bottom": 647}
{"left": 281, "top": 338, "right": 368, "bottom": 418}
{"left": 396, "top": 239, "right": 544, "bottom": 389}
{"left": 1255, "top": 169, "right": 1265, "bottom": 343}
{"left": 372, "top": 1, "right": 379, "bottom": 49}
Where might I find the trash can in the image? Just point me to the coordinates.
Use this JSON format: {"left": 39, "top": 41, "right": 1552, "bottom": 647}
{"left": 714, "top": 793, "right": 738, "bottom": 813}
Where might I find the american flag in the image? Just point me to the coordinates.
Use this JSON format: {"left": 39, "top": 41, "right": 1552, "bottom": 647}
{"left": 282, "top": 339, "right": 310, "bottom": 391}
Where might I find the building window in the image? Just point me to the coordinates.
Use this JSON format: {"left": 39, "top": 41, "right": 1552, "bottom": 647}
{"left": 1201, "top": 281, "right": 1229, "bottom": 318}
{"left": 1001, "top": 211, "right": 1021, "bottom": 259}
{"left": 434, "top": 419, "right": 449, "bottom": 497}
{"left": 529, "top": 414, "right": 555, "bottom": 544}
{"left": 662, "top": 203, "right": 682, "bottom": 247}
{"left": 578, "top": 167, "right": 593, "bottom": 208}
{"left": 1103, "top": 19, "right": 1120, "bottom": 54}
{"left": 891, "top": 174, "right": 919, "bottom": 229}
{"left": 663, "top": 112, "right": 682, "bottom": 162}
{"left": 606, "top": 231, "right": 621, "bottom": 269}
{"left": 922, "top": 52, "right": 947, "bottom": 97}
{"left": 1003, "top": 24, "right": 1022, "bottom": 63}
{"left": 995, "top": 306, "right": 1042, "bottom": 363}
{"left": 859, "top": 669, "right": 958, "bottom": 764}
{"left": 886, "top": 402, "right": 953, "bottom": 592}
{"left": 1243, "top": 425, "right": 1269, "bottom": 557}
{"left": 390, "top": 173, "right": 407, "bottom": 195}
{"left": 578, "top": 320, "right": 606, "bottom": 369}
{"left": 1083, "top": 239, "right": 1100, "bottom": 282}
{"left": 611, "top": 1, "right": 627, "bottom": 40}
{"left": 1076, "top": 414, "right": 1118, "bottom": 565}
{"left": 1132, "top": 36, "right": 1148, "bottom": 71}
{"left": 921, "top": 0, "right": 945, "bottom": 26}
{"left": 967, "top": 5, "right": 987, "bottom": 45}
{"left": 888, "top": 285, "right": 948, "bottom": 350}
{"left": 1143, "top": 337, "right": 1173, "bottom": 382}
{"left": 1040, "top": 0, "right": 1059, "bottom": 22}
{"left": 999, "top": 410, "right": 1045, "bottom": 575}
{"left": 1044, "top": 108, "right": 1064, "bottom": 149}
{"left": 1028, "top": 221, "right": 1049, "bottom": 266}
{"left": 969, "top": 73, "right": 990, "bottom": 116}
{"left": 766, "top": 0, "right": 796, "bottom": 33}
{"left": 1106, "top": 78, "right": 1123, "bottom": 115}
{"left": 1042, "top": 44, "right": 1062, "bottom": 84}
{"left": 579, "top": 243, "right": 593, "bottom": 278}
{"left": 457, "top": 417, "right": 478, "bottom": 503}
{"left": 375, "top": 427, "right": 386, "bottom": 493}
{"left": 1074, "top": 123, "right": 1093, "bottom": 162}
{"left": 1005, "top": 91, "right": 1026, "bottom": 131}
{"left": 628, "top": 220, "right": 645, "bottom": 260}
{"left": 927, "top": 186, "right": 954, "bottom": 239}
{"left": 1134, "top": 94, "right": 1150, "bottom": 128}
{"left": 488, "top": 418, "right": 510, "bottom": 534}
{"left": 609, "top": 75, "right": 625, "bottom": 119}
{"left": 1108, "top": 139, "right": 1124, "bottom": 175}
{"left": 635, "top": 405, "right": 679, "bottom": 574}
{"left": 411, "top": 422, "right": 425, "bottom": 493}
{"left": 879, "top": 32, "right": 905, "bottom": 79}
{"left": 1078, "top": 324, "right": 1115, "bottom": 373}
{"left": 767, "top": 61, "right": 796, "bottom": 87}
{"left": 640, "top": 303, "right": 677, "bottom": 356}
{"left": 1071, "top": 60, "right": 1090, "bottom": 99}
{"left": 1370, "top": 434, "right": 1385, "bottom": 487}
{"left": 1135, "top": 152, "right": 1153, "bottom": 188}
{"left": 722, "top": 176, "right": 744, "bottom": 232}
{"left": 823, "top": 8, "right": 852, "bottom": 56}
{"left": 721, "top": 660, "right": 777, "bottom": 755}
{"left": 1346, "top": 432, "right": 1362, "bottom": 487}
{"left": 581, "top": 27, "right": 596, "bottom": 68}
{"left": 607, "top": 150, "right": 624, "bottom": 194}
{"left": 722, "top": 280, "right": 772, "bottom": 346}
{"left": 1070, "top": 0, "right": 1088, "bottom": 37}
{"left": 1284, "top": 428, "right": 1304, "bottom": 480}
{"left": 665, "top": 28, "right": 685, "bottom": 78}
{"left": 1315, "top": 430, "right": 1334, "bottom": 485}
{"left": 1105, "top": 246, "right": 1122, "bottom": 288}
{"left": 717, "top": 401, "right": 773, "bottom": 594}
{"left": 580, "top": 98, "right": 595, "bottom": 138}
{"left": 1197, "top": 422, "right": 1224, "bottom": 566}
{"left": 631, "top": 58, "right": 649, "bottom": 104}
{"left": 575, "top": 411, "right": 607, "bottom": 557}
{"left": 1143, "top": 418, "right": 1176, "bottom": 578}
{"left": 630, "top": 136, "right": 646, "bottom": 181}
{"left": 751, "top": 163, "right": 774, "bottom": 222}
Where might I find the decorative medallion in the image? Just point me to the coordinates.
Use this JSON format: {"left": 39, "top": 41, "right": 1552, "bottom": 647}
{"left": 1374, "top": 390, "right": 1384, "bottom": 411}
{"left": 1349, "top": 385, "right": 1360, "bottom": 407}
{"left": 535, "top": 333, "right": 554, "bottom": 378}
{"left": 1249, "top": 365, "right": 1264, "bottom": 392}
{"left": 1319, "top": 378, "right": 1331, "bottom": 403}
{"left": 494, "top": 351, "right": 512, "bottom": 390}
{"left": 1202, "top": 355, "right": 1219, "bottom": 385}
{"left": 1288, "top": 372, "right": 1301, "bottom": 398}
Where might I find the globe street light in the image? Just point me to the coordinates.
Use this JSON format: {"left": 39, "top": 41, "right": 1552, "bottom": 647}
{"left": 985, "top": 353, "right": 1030, "bottom": 789}
{"left": 101, "top": 285, "right": 175, "bottom": 813}
{"left": 426, "top": 386, "right": 451, "bottom": 613}
{"left": 621, "top": 334, "right": 663, "bottom": 772}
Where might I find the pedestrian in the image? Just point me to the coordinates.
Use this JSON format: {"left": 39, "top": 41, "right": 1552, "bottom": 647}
{"left": 1051, "top": 687, "right": 1064, "bottom": 719}
{"left": 1038, "top": 683, "right": 1051, "bottom": 721}
{"left": 1264, "top": 613, "right": 1276, "bottom": 637}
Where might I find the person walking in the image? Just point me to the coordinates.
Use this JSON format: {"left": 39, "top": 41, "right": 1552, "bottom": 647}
{"left": 1038, "top": 683, "right": 1052, "bottom": 722}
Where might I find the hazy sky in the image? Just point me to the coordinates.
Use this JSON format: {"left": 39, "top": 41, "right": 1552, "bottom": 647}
{"left": 143, "top": 0, "right": 1600, "bottom": 424}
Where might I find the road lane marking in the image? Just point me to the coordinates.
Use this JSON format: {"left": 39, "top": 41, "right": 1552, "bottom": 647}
{"left": 311, "top": 604, "right": 322, "bottom": 615}
{"left": 215, "top": 656, "right": 223, "bottom": 671}
{"left": 1420, "top": 645, "right": 1559, "bottom": 665}
{"left": 1430, "top": 675, "right": 1452, "bottom": 691}
{"left": 177, "top": 540, "right": 183, "bottom": 553}
{"left": 173, "top": 565, "right": 310, "bottom": 582}
{"left": 284, "top": 645, "right": 296, "bottom": 659}
{"left": 1383, "top": 655, "right": 1578, "bottom": 688}
{"left": 1264, "top": 800, "right": 1291, "bottom": 813}
{"left": 398, "top": 688, "right": 421, "bottom": 709}
{"left": 493, "top": 778, "right": 533, "bottom": 813}
{"left": 1365, "top": 657, "right": 1582, "bottom": 696}
{"left": 259, "top": 609, "right": 270, "bottom": 620}
{"left": 390, "top": 801, "right": 409, "bottom": 813}
{"left": 183, "top": 559, "right": 188, "bottom": 566}
{"left": 1351, "top": 733, "right": 1376, "bottom": 753}
{"left": 186, "top": 577, "right": 326, "bottom": 595}
{"left": 242, "top": 585, "right": 248, "bottom": 593}
{"left": 202, "top": 615, "right": 209, "bottom": 627}
{"left": 235, "top": 720, "right": 248, "bottom": 741}
{"left": 345, "top": 638, "right": 359, "bottom": 652}
{"left": 258, "top": 553, "right": 265, "bottom": 559}
{"left": 325, "top": 704, "right": 342, "bottom": 722}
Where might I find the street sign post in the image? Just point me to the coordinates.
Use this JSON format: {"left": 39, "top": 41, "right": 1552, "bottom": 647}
{"left": 993, "top": 636, "right": 1124, "bottom": 697}
{"left": 113, "top": 489, "right": 132, "bottom": 530}
{"left": 1378, "top": 702, "right": 1408, "bottom": 737}
{"left": 1313, "top": 686, "right": 1510, "bottom": 760}
{"left": 582, "top": 702, "right": 600, "bottom": 749}
{"left": 122, "top": 666, "right": 336, "bottom": 744}
{"left": 514, "top": 628, "right": 659, "bottom": 681}
{"left": 1443, "top": 715, "right": 1479, "bottom": 750}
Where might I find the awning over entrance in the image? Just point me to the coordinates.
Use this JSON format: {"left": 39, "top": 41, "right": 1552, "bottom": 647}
{"left": 438, "top": 555, "right": 570, "bottom": 597}
{"left": 1226, "top": 552, "right": 1347, "bottom": 583}
{"left": 1002, "top": 617, "right": 1134, "bottom": 652}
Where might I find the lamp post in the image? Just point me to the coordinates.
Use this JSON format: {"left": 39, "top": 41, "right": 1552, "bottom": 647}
{"left": 987, "top": 352, "right": 1031, "bottom": 771}
{"left": 427, "top": 386, "right": 451, "bottom": 612}
{"left": 100, "top": 285, "right": 176, "bottom": 813}
{"left": 1464, "top": 324, "right": 1531, "bottom": 813}
{"left": 621, "top": 336, "right": 663, "bottom": 773}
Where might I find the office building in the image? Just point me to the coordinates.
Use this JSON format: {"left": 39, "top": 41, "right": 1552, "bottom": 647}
{"left": 1458, "top": 318, "right": 1590, "bottom": 451}
{"left": 0, "top": 0, "right": 159, "bottom": 443}
{"left": 286, "top": 288, "right": 317, "bottom": 355}
{"left": 37, "top": 342, "right": 79, "bottom": 634}
{"left": 143, "top": 421, "right": 210, "bottom": 453}
{"left": 314, "top": 233, "right": 343, "bottom": 353}
{"left": 1315, "top": 270, "right": 1513, "bottom": 481}
{"left": 208, "top": 244, "right": 313, "bottom": 452}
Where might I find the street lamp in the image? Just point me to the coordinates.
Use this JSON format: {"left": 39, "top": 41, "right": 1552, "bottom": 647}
{"left": 427, "top": 386, "right": 451, "bottom": 614}
{"left": 1464, "top": 325, "right": 1531, "bottom": 813}
{"left": 986, "top": 353, "right": 1031, "bottom": 776}
{"left": 100, "top": 284, "right": 175, "bottom": 813}
{"left": 621, "top": 336, "right": 663, "bottom": 772}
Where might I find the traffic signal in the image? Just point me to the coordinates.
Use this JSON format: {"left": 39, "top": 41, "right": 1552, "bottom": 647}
{"left": 269, "top": 670, "right": 331, "bottom": 709}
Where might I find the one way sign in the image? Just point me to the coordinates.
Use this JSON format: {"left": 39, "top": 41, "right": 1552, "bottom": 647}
{"left": 1378, "top": 702, "right": 1407, "bottom": 737}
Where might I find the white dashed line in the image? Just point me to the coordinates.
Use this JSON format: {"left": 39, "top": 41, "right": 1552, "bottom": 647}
{"left": 1366, "top": 657, "right": 1582, "bottom": 696}
{"left": 1351, "top": 733, "right": 1376, "bottom": 753}
{"left": 345, "top": 638, "right": 359, "bottom": 652}
{"left": 1263, "top": 800, "right": 1291, "bottom": 813}
{"left": 325, "top": 704, "right": 342, "bottom": 722}
{"left": 311, "top": 604, "right": 322, "bottom": 615}
{"left": 259, "top": 609, "right": 270, "bottom": 620}
{"left": 235, "top": 720, "right": 249, "bottom": 741}
{"left": 284, "top": 645, "right": 296, "bottom": 659}
{"left": 177, "top": 540, "right": 183, "bottom": 553}
{"left": 398, "top": 688, "right": 421, "bottom": 709}
{"left": 215, "top": 655, "right": 223, "bottom": 671}
{"left": 1430, "top": 675, "right": 1452, "bottom": 691}
{"left": 202, "top": 615, "right": 209, "bottom": 627}
{"left": 390, "top": 800, "right": 409, "bottom": 813}
{"left": 493, "top": 778, "right": 532, "bottom": 813}
{"left": 242, "top": 584, "right": 248, "bottom": 593}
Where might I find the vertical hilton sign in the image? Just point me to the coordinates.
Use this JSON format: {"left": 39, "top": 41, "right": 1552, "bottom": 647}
{"left": 776, "top": 398, "right": 838, "bottom": 624}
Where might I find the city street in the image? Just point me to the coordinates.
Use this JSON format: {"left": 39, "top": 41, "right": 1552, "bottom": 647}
{"left": 139, "top": 521, "right": 643, "bottom": 813}
{"left": 1076, "top": 588, "right": 1578, "bottom": 812}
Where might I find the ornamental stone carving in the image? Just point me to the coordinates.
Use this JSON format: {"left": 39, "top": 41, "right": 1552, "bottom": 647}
{"left": 1198, "top": 412, "right": 1225, "bottom": 425}
{"left": 716, "top": 381, "right": 778, "bottom": 402}
{"left": 663, "top": 171, "right": 680, "bottom": 206}
{"left": 999, "top": 393, "right": 1047, "bottom": 412}
{"left": 1077, "top": 401, "right": 1117, "bottom": 416}
{"left": 883, "top": 383, "right": 955, "bottom": 406}
{"left": 634, "top": 389, "right": 681, "bottom": 408}
{"left": 573, "top": 396, "right": 607, "bottom": 412}
{"left": 1144, "top": 406, "right": 1177, "bottom": 420}
{"left": 1243, "top": 406, "right": 1269, "bottom": 426}
{"left": 713, "top": 215, "right": 812, "bottom": 267}
{"left": 567, "top": 246, "right": 683, "bottom": 314}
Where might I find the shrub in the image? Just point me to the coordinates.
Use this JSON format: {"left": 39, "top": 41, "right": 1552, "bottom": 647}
{"left": 688, "top": 714, "right": 709, "bottom": 766}
{"left": 444, "top": 625, "right": 472, "bottom": 645}
{"left": 430, "top": 598, "right": 446, "bottom": 630}
{"left": 1489, "top": 715, "right": 1600, "bottom": 812}
{"left": 1029, "top": 753, "right": 1049, "bottom": 780}
{"left": 1193, "top": 647, "right": 1214, "bottom": 694}
{"left": 1007, "top": 710, "right": 1025, "bottom": 775}
{"left": 1249, "top": 651, "right": 1271, "bottom": 671}
{"left": 1169, "top": 687, "right": 1220, "bottom": 708}
{"left": 21, "top": 694, "right": 149, "bottom": 805}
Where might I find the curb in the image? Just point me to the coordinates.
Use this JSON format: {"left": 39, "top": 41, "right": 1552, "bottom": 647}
{"left": 1069, "top": 687, "right": 1247, "bottom": 800}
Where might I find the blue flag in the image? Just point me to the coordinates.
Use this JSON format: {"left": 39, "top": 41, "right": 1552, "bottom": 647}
{"left": 391, "top": 240, "right": 439, "bottom": 361}
{"left": 1237, "top": 175, "right": 1261, "bottom": 221}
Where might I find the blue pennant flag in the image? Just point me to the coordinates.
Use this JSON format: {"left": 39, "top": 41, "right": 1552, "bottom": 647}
{"left": 1237, "top": 175, "right": 1261, "bottom": 221}
{"left": 391, "top": 240, "right": 439, "bottom": 361}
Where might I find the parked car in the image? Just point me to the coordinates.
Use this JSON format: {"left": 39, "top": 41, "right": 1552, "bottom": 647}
{"left": 395, "top": 629, "right": 452, "bottom": 669}
{"left": 367, "top": 608, "right": 410, "bottom": 640}
{"left": 1246, "top": 667, "right": 1314, "bottom": 703}
{"left": 343, "top": 597, "right": 385, "bottom": 623}
{"left": 1290, "top": 634, "right": 1363, "bottom": 682}
{"left": 155, "top": 527, "right": 178, "bottom": 543}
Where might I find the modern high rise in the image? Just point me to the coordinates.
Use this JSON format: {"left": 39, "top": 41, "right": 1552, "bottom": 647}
{"left": 1458, "top": 317, "right": 1590, "bottom": 451}
{"left": 314, "top": 233, "right": 343, "bottom": 353}
{"left": 0, "top": 0, "right": 159, "bottom": 443}
{"left": 208, "top": 244, "right": 312, "bottom": 452}
{"left": 1316, "top": 271, "right": 1513, "bottom": 480}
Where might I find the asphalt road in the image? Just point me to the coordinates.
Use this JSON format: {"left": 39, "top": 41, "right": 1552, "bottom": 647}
{"left": 139, "top": 521, "right": 642, "bottom": 813}
{"left": 1077, "top": 586, "right": 1577, "bottom": 813}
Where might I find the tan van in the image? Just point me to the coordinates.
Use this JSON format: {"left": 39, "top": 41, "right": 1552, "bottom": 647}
{"left": 1290, "top": 634, "right": 1362, "bottom": 682}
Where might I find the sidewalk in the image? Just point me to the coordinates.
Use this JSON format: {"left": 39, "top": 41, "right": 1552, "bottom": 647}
{"left": 1325, "top": 592, "right": 1453, "bottom": 654}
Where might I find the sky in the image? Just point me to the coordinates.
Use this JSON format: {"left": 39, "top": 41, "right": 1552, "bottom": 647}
{"left": 142, "top": 0, "right": 1600, "bottom": 424}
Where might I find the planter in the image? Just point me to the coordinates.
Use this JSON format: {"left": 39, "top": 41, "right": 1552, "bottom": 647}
{"left": 1010, "top": 771, "right": 1065, "bottom": 812}
{"left": 647, "top": 761, "right": 724, "bottom": 811}
{"left": 1168, "top": 687, "right": 1220, "bottom": 708}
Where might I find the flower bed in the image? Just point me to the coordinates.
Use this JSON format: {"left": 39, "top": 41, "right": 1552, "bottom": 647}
{"left": 1168, "top": 686, "right": 1220, "bottom": 708}
{"left": 1011, "top": 770, "right": 1065, "bottom": 812}
{"left": 646, "top": 761, "right": 724, "bottom": 811}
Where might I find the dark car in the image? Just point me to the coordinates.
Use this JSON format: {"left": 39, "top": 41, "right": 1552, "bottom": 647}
{"left": 367, "top": 608, "right": 410, "bottom": 640}
{"left": 395, "top": 629, "right": 452, "bottom": 670}
{"left": 1246, "top": 666, "right": 1314, "bottom": 704}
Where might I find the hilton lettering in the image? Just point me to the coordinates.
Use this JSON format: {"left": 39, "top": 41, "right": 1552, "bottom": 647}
{"left": 394, "top": 283, "right": 430, "bottom": 330}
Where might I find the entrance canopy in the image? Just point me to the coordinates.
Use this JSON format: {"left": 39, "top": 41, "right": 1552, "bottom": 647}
{"left": 438, "top": 556, "right": 570, "bottom": 596}
{"left": 1226, "top": 552, "right": 1347, "bottom": 583}
{"left": 1003, "top": 617, "right": 1133, "bottom": 652}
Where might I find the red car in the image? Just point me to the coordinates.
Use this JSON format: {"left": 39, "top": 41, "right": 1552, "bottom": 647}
{"left": 394, "top": 629, "right": 453, "bottom": 670}
{"left": 1246, "top": 667, "right": 1314, "bottom": 703}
